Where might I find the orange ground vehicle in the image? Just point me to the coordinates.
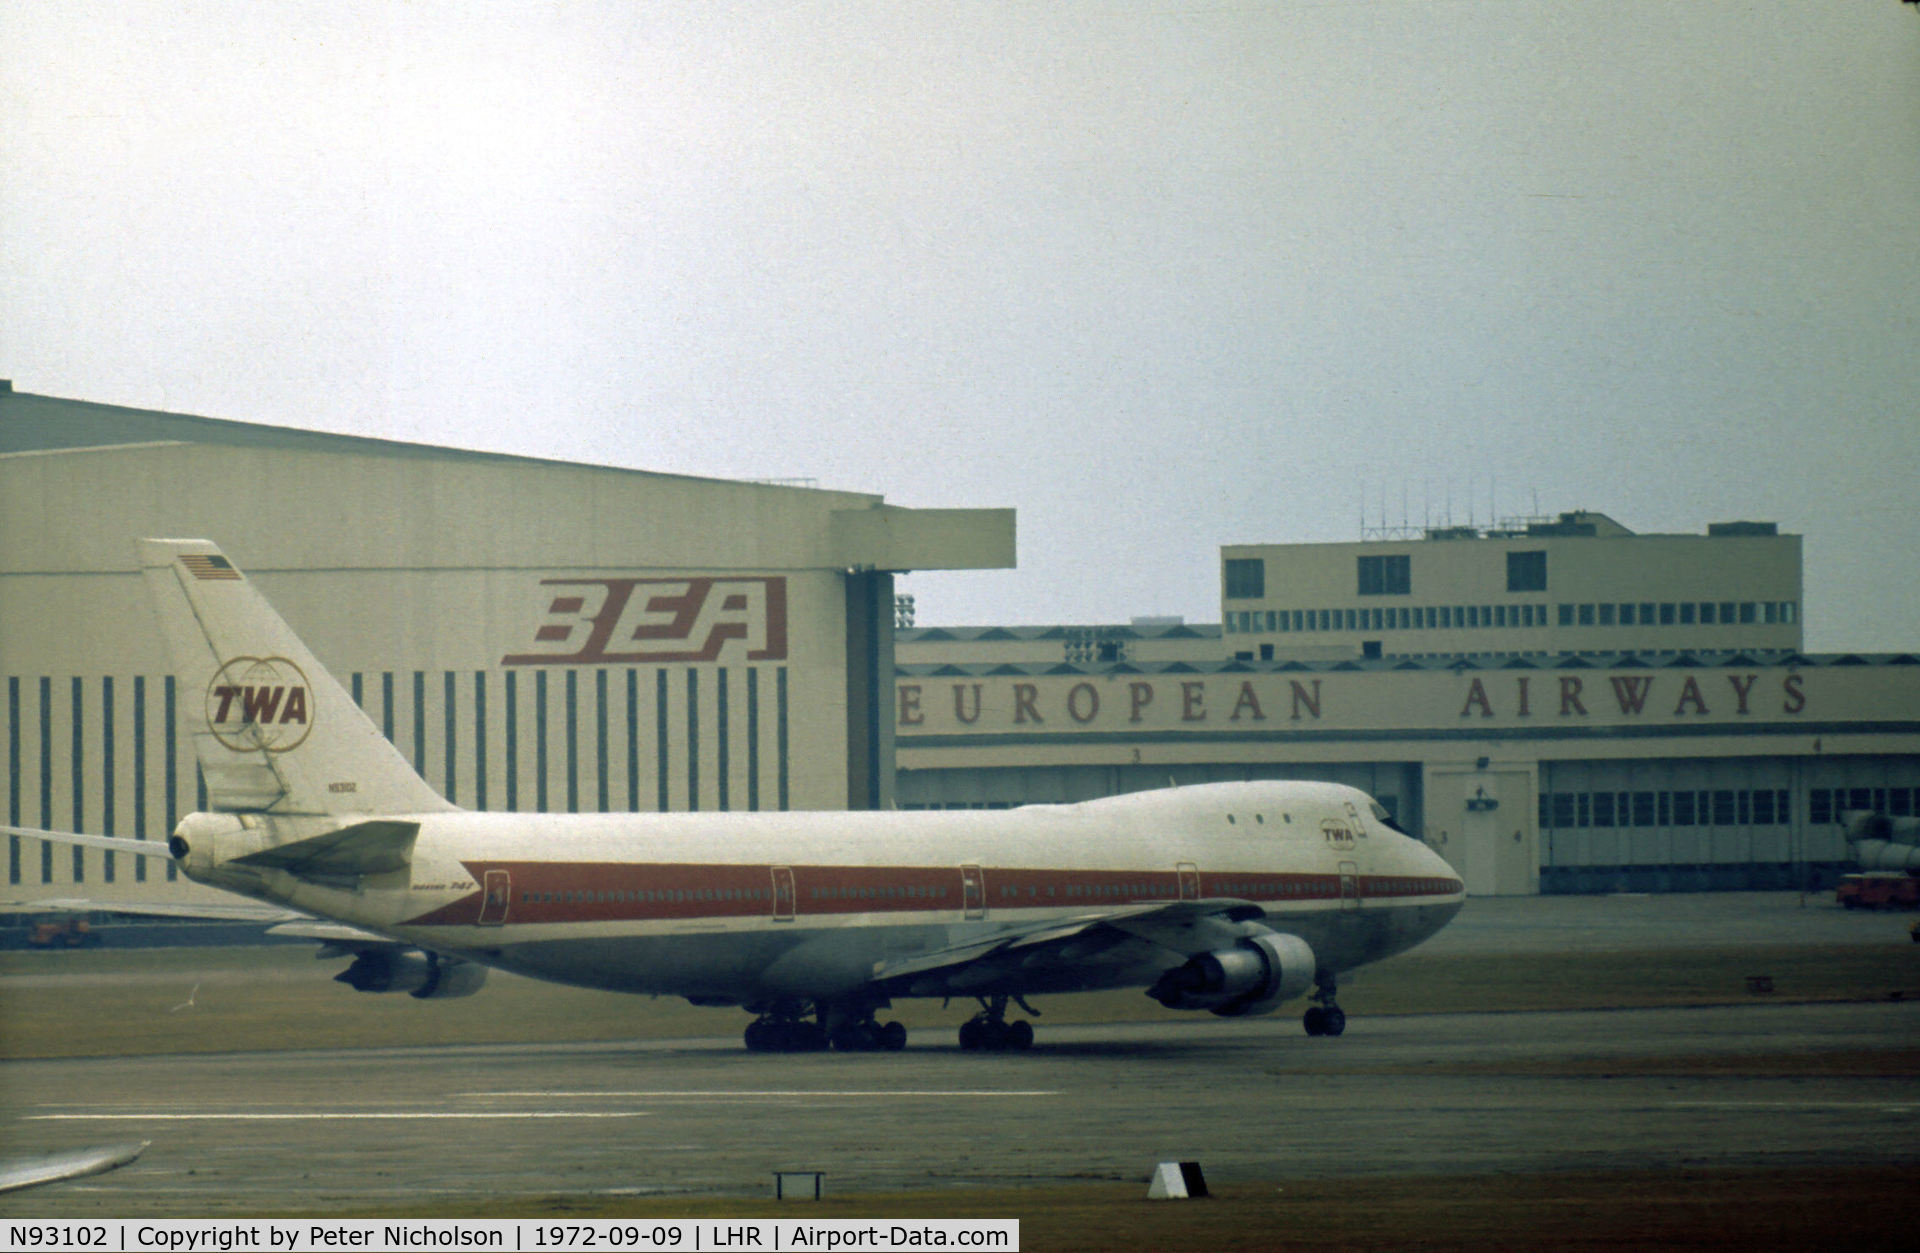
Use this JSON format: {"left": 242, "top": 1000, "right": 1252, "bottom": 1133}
{"left": 1836, "top": 873, "right": 1920, "bottom": 910}
{"left": 27, "top": 917, "right": 97, "bottom": 947}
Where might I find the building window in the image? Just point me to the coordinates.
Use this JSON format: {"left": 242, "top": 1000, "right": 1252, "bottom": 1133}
{"left": 1224, "top": 558, "right": 1265, "bottom": 600}
{"left": 1680, "top": 602, "right": 1696, "bottom": 625}
{"left": 1598, "top": 603, "right": 1616, "bottom": 626}
{"left": 1782, "top": 602, "right": 1797, "bottom": 624}
{"left": 1739, "top": 602, "right": 1757, "bottom": 624}
{"left": 1558, "top": 603, "right": 1574, "bottom": 626}
{"left": 1357, "top": 553, "right": 1411, "bottom": 595}
{"left": 1506, "top": 550, "right": 1547, "bottom": 592}
{"left": 1699, "top": 603, "right": 1716, "bottom": 625}
{"left": 1578, "top": 603, "right": 1595, "bottom": 626}
{"left": 1660, "top": 603, "right": 1676, "bottom": 625}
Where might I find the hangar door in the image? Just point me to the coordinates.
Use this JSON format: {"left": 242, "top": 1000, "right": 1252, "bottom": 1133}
{"left": 1425, "top": 768, "right": 1538, "bottom": 896}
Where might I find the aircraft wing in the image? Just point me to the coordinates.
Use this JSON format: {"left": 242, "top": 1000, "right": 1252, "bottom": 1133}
{"left": 869, "top": 897, "right": 1266, "bottom": 995}
{"left": 270, "top": 920, "right": 403, "bottom": 947}
{"left": 0, "top": 1141, "right": 149, "bottom": 1195}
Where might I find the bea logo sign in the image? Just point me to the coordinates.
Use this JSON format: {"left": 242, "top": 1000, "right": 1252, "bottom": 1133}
{"left": 502, "top": 577, "right": 789, "bottom": 667}
{"left": 206, "top": 656, "right": 313, "bottom": 753}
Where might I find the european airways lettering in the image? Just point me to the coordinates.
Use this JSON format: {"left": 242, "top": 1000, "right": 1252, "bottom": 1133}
{"left": 895, "top": 672, "right": 1811, "bottom": 730}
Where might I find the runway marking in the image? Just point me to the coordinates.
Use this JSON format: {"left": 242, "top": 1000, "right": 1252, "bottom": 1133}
{"left": 30, "top": 1111, "right": 653, "bottom": 1121}
{"left": 465, "top": 1090, "right": 1060, "bottom": 1099}
{"left": 1665, "top": 1101, "right": 1916, "bottom": 1112}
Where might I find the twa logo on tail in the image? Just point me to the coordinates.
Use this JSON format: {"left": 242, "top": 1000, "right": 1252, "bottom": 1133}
{"left": 206, "top": 656, "right": 314, "bottom": 753}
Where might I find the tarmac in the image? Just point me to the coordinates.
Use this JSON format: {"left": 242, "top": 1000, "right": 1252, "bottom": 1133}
{"left": 2, "top": 891, "right": 1916, "bottom": 1217}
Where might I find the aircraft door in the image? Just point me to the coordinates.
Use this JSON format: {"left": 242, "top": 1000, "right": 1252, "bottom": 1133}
{"left": 771, "top": 866, "right": 796, "bottom": 922}
{"left": 478, "top": 870, "right": 510, "bottom": 925}
{"left": 1176, "top": 861, "right": 1201, "bottom": 901}
{"left": 960, "top": 864, "right": 986, "bottom": 919}
{"left": 1339, "top": 860, "right": 1361, "bottom": 910}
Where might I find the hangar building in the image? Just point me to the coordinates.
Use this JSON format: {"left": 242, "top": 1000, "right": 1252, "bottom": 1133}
{"left": 896, "top": 513, "right": 1920, "bottom": 896}
{"left": 0, "top": 385, "right": 1013, "bottom": 910}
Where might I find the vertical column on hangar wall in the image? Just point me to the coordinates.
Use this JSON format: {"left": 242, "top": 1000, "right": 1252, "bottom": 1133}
{"left": 843, "top": 570, "right": 896, "bottom": 811}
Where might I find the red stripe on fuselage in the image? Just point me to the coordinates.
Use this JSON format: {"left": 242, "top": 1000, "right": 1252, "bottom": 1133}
{"left": 400, "top": 862, "right": 1464, "bottom": 927}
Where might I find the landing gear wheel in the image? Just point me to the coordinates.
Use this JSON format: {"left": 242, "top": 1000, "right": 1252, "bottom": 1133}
{"left": 958, "top": 994, "right": 1037, "bottom": 1051}
{"left": 830, "top": 1022, "right": 879, "bottom": 1052}
{"left": 1303, "top": 973, "right": 1345, "bottom": 1038}
{"left": 745, "top": 1012, "right": 829, "bottom": 1053}
{"left": 958, "top": 1016, "right": 994, "bottom": 1051}
{"left": 878, "top": 1020, "right": 908, "bottom": 1051}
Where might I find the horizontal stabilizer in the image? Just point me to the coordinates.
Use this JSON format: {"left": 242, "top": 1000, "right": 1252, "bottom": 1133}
{"left": 21, "top": 897, "right": 307, "bottom": 923}
{"left": 231, "top": 819, "right": 420, "bottom": 880}
{"left": 0, "top": 825, "right": 175, "bottom": 859}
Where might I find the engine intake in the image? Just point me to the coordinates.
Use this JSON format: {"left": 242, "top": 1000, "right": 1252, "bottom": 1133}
{"left": 1148, "top": 931, "right": 1315, "bottom": 1018}
{"left": 335, "top": 950, "right": 488, "bottom": 999}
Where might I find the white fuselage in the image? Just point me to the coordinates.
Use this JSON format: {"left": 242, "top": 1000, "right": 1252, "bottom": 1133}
{"left": 179, "top": 780, "right": 1464, "bottom": 1009}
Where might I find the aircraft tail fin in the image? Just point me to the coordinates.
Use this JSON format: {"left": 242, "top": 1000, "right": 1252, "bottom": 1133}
{"left": 138, "top": 539, "right": 455, "bottom": 816}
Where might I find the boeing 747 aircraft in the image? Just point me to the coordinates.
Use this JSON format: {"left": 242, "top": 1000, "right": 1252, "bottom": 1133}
{"left": 9, "top": 540, "right": 1464, "bottom": 1052}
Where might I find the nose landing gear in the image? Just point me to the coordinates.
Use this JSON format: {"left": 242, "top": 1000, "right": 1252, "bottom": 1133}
{"left": 1301, "top": 973, "right": 1345, "bottom": 1037}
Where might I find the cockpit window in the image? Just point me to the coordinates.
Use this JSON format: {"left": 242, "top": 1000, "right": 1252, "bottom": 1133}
{"left": 1370, "top": 800, "right": 1412, "bottom": 836}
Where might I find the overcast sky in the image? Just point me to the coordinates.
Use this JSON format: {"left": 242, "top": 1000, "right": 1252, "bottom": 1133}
{"left": 5, "top": 2, "right": 1917, "bottom": 649}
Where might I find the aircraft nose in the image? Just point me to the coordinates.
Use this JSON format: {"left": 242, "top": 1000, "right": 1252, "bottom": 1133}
{"left": 1422, "top": 837, "right": 1465, "bottom": 894}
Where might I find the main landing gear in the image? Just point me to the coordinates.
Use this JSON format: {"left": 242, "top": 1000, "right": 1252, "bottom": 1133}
{"left": 1301, "top": 973, "right": 1345, "bottom": 1038}
{"left": 957, "top": 994, "right": 1037, "bottom": 1052}
{"left": 742, "top": 999, "right": 906, "bottom": 1053}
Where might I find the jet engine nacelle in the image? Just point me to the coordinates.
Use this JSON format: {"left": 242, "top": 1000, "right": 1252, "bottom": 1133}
{"left": 1147, "top": 931, "right": 1316, "bottom": 1018}
{"left": 335, "top": 950, "right": 488, "bottom": 999}
{"left": 1843, "top": 811, "right": 1920, "bottom": 847}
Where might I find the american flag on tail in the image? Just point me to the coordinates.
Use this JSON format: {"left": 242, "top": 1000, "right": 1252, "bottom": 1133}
{"left": 180, "top": 554, "right": 241, "bottom": 581}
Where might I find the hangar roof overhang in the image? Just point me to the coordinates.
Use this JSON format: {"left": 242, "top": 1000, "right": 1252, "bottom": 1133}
{"left": 0, "top": 388, "right": 1015, "bottom": 576}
